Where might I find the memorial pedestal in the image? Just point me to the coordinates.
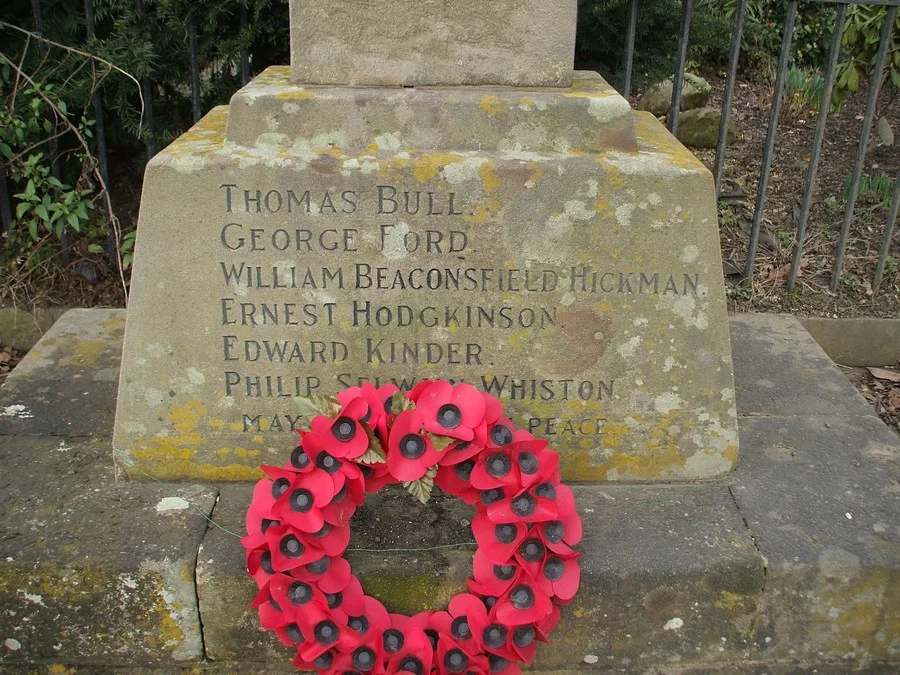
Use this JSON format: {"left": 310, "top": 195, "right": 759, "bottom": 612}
{"left": 115, "top": 67, "right": 738, "bottom": 482}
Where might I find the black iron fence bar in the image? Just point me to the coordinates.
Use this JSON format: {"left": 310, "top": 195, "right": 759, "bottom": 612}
{"left": 240, "top": 2, "right": 251, "bottom": 86}
{"left": 743, "top": 0, "right": 798, "bottom": 280}
{"left": 713, "top": 0, "right": 746, "bottom": 195}
{"left": 873, "top": 170, "right": 900, "bottom": 292}
{"left": 0, "top": 170, "right": 12, "bottom": 234}
{"left": 667, "top": 0, "right": 693, "bottom": 135}
{"left": 829, "top": 4, "right": 897, "bottom": 291}
{"left": 787, "top": 2, "right": 847, "bottom": 292}
{"left": 621, "top": 0, "right": 639, "bottom": 99}
{"left": 189, "top": 16, "right": 203, "bottom": 123}
{"left": 84, "top": 0, "right": 117, "bottom": 266}
{"left": 816, "top": 0, "right": 899, "bottom": 5}
{"left": 134, "top": 0, "right": 157, "bottom": 158}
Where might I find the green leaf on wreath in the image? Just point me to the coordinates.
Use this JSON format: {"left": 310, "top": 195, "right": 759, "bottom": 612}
{"left": 403, "top": 466, "right": 437, "bottom": 504}
{"left": 358, "top": 425, "right": 387, "bottom": 464}
{"left": 291, "top": 394, "right": 341, "bottom": 430}
{"left": 390, "top": 393, "right": 417, "bottom": 416}
{"left": 429, "top": 434, "right": 456, "bottom": 452}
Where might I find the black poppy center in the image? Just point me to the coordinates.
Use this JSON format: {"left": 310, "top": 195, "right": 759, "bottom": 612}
{"left": 397, "top": 656, "right": 423, "bottom": 675}
{"left": 437, "top": 403, "right": 462, "bottom": 429}
{"left": 314, "top": 619, "right": 338, "bottom": 645}
{"left": 314, "top": 523, "right": 332, "bottom": 538}
{"left": 495, "top": 523, "right": 518, "bottom": 544}
{"left": 455, "top": 460, "right": 475, "bottom": 481}
{"left": 348, "top": 615, "right": 369, "bottom": 633}
{"left": 513, "top": 494, "right": 536, "bottom": 517}
{"left": 290, "top": 446, "right": 311, "bottom": 469}
{"left": 314, "top": 652, "right": 333, "bottom": 669}
{"left": 400, "top": 433, "right": 426, "bottom": 459}
{"left": 489, "top": 655, "right": 510, "bottom": 673}
{"left": 545, "top": 520, "right": 564, "bottom": 543}
{"left": 306, "top": 557, "right": 330, "bottom": 574}
{"left": 520, "top": 538, "right": 545, "bottom": 563}
{"left": 535, "top": 482, "right": 556, "bottom": 499}
{"left": 289, "top": 488, "right": 313, "bottom": 513}
{"left": 332, "top": 416, "right": 356, "bottom": 442}
{"left": 486, "top": 452, "right": 511, "bottom": 478}
{"left": 352, "top": 646, "right": 376, "bottom": 671}
{"left": 271, "top": 477, "right": 290, "bottom": 499}
{"left": 316, "top": 452, "right": 342, "bottom": 475}
{"left": 285, "top": 623, "right": 304, "bottom": 643}
{"left": 383, "top": 628, "right": 404, "bottom": 653}
{"left": 444, "top": 648, "right": 469, "bottom": 673}
{"left": 260, "top": 518, "right": 278, "bottom": 534}
{"left": 483, "top": 624, "right": 508, "bottom": 648}
{"left": 484, "top": 595, "right": 498, "bottom": 609}
{"left": 280, "top": 534, "right": 304, "bottom": 558}
{"left": 259, "top": 551, "right": 274, "bottom": 574}
{"left": 490, "top": 424, "right": 513, "bottom": 446}
{"left": 287, "top": 581, "right": 312, "bottom": 605}
{"left": 326, "top": 591, "right": 343, "bottom": 609}
{"left": 494, "top": 564, "right": 516, "bottom": 581}
{"left": 544, "top": 556, "right": 565, "bottom": 581}
{"left": 481, "top": 487, "right": 505, "bottom": 506}
{"left": 511, "top": 584, "right": 535, "bottom": 609}
{"left": 269, "top": 597, "right": 281, "bottom": 612}
{"left": 360, "top": 405, "right": 372, "bottom": 423}
{"left": 514, "top": 624, "right": 536, "bottom": 647}
{"left": 332, "top": 484, "right": 348, "bottom": 504}
{"left": 517, "top": 451, "right": 539, "bottom": 474}
{"left": 451, "top": 616, "right": 472, "bottom": 640}
{"left": 424, "top": 628, "right": 439, "bottom": 650}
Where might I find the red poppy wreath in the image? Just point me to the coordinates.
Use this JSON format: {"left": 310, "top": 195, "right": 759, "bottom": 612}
{"left": 243, "top": 380, "right": 582, "bottom": 674}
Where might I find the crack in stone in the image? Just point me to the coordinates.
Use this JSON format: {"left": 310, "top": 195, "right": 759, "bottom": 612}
{"left": 728, "top": 484, "right": 768, "bottom": 660}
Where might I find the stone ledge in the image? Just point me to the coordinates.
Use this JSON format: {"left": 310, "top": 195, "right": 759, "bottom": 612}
{"left": 226, "top": 67, "right": 637, "bottom": 154}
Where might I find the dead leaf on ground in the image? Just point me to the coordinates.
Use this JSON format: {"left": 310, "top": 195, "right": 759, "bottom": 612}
{"left": 867, "top": 367, "right": 900, "bottom": 384}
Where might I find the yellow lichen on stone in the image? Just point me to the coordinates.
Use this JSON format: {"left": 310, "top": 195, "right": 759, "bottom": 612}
{"left": 60, "top": 339, "right": 108, "bottom": 366}
{"left": 275, "top": 89, "right": 315, "bottom": 101}
{"left": 412, "top": 153, "right": 464, "bottom": 183}
{"left": 480, "top": 95, "right": 503, "bottom": 117}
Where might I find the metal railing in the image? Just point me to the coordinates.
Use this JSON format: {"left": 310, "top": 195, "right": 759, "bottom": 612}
{"left": 620, "top": 0, "right": 899, "bottom": 295}
{"left": 1, "top": 0, "right": 898, "bottom": 298}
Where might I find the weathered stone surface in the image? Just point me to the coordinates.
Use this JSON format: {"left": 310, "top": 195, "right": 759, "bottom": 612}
{"left": 798, "top": 316, "right": 900, "bottom": 367}
{"left": 289, "top": 0, "right": 577, "bottom": 87}
{"left": 733, "top": 415, "right": 900, "bottom": 663}
{"left": 197, "top": 483, "right": 763, "bottom": 669}
{"left": 0, "top": 433, "right": 217, "bottom": 665}
{"left": 0, "top": 307, "right": 66, "bottom": 351}
{"left": 227, "top": 67, "right": 637, "bottom": 154}
{"left": 0, "top": 309, "right": 124, "bottom": 437}
{"left": 637, "top": 73, "right": 712, "bottom": 117}
{"left": 676, "top": 107, "right": 737, "bottom": 150}
{"left": 730, "top": 313, "right": 874, "bottom": 418}
{"left": 115, "top": 97, "right": 737, "bottom": 482}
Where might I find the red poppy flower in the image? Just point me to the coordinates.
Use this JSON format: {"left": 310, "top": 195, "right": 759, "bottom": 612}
{"left": 385, "top": 624, "right": 433, "bottom": 674}
{"left": 332, "top": 605, "right": 387, "bottom": 673}
{"left": 386, "top": 410, "right": 442, "bottom": 482}
{"left": 437, "top": 424, "right": 487, "bottom": 467}
{"left": 285, "top": 433, "right": 316, "bottom": 473}
{"left": 535, "top": 484, "right": 583, "bottom": 554}
{"left": 321, "top": 470, "right": 366, "bottom": 529}
{"left": 265, "top": 524, "right": 320, "bottom": 572}
{"left": 471, "top": 548, "right": 520, "bottom": 597}
{"left": 493, "top": 577, "right": 553, "bottom": 626}
{"left": 293, "top": 554, "right": 353, "bottom": 595}
{"left": 246, "top": 547, "right": 276, "bottom": 588}
{"left": 359, "top": 460, "right": 394, "bottom": 493}
{"left": 251, "top": 579, "right": 295, "bottom": 631}
{"left": 486, "top": 484, "right": 559, "bottom": 525}
{"left": 509, "top": 441, "right": 558, "bottom": 490}
{"left": 269, "top": 468, "right": 335, "bottom": 534}
{"left": 434, "top": 460, "right": 481, "bottom": 504}
{"left": 446, "top": 593, "right": 490, "bottom": 654}
{"left": 322, "top": 573, "right": 366, "bottom": 624}
{"left": 537, "top": 552, "right": 581, "bottom": 603}
{"left": 472, "top": 513, "right": 530, "bottom": 564}
{"left": 469, "top": 448, "right": 519, "bottom": 492}
{"left": 294, "top": 599, "right": 350, "bottom": 663}
{"left": 437, "top": 634, "right": 490, "bottom": 673}
{"left": 337, "top": 382, "right": 398, "bottom": 443}
{"left": 485, "top": 416, "right": 534, "bottom": 449}
{"left": 413, "top": 381, "right": 486, "bottom": 441}
{"left": 310, "top": 397, "right": 370, "bottom": 459}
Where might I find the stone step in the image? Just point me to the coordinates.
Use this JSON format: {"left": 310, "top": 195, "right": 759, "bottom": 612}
{"left": 0, "top": 310, "right": 897, "bottom": 670}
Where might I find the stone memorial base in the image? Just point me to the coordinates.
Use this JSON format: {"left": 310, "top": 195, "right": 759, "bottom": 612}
{"left": 1, "top": 310, "right": 897, "bottom": 670}
{"left": 114, "top": 67, "right": 738, "bottom": 483}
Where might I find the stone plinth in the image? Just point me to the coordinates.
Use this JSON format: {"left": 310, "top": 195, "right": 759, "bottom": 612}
{"left": 114, "top": 70, "right": 738, "bottom": 482}
{"left": 289, "top": 0, "right": 577, "bottom": 87}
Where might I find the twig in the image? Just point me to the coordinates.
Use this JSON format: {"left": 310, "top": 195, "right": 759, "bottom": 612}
{"left": 0, "top": 20, "right": 145, "bottom": 127}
